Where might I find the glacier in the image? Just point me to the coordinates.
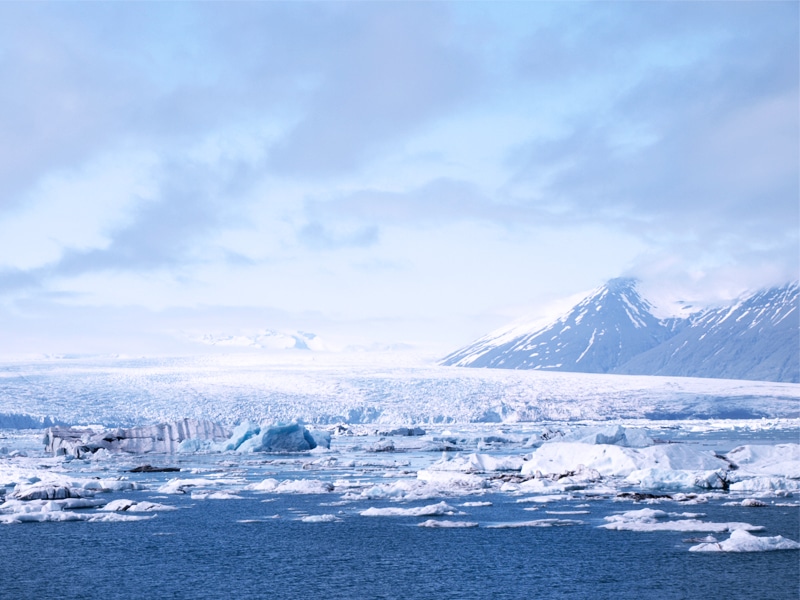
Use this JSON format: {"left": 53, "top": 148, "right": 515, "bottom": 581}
{"left": 0, "top": 353, "right": 797, "bottom": 427}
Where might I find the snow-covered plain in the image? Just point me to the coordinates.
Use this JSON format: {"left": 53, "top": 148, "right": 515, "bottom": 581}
{"left": 0, "top": 353, "right": 798, "bottom": 559}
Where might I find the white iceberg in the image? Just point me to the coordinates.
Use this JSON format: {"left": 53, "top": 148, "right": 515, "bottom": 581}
{"left": 100, "top": 499, "right": 177, "bottom": 512}
{"left": 360, "top": 501, "right": 458, "bottom": 517}
{"left": 521, "top": 442, "right": 728, "bottom": 479}
{"left": 600, "top": 508, "right": 764, "bottom": 533}
{"left": 416, "top": 469, "right": 488, "bottom": 490}
{"left": 44, "top": 419, "right": 230, "bottom": 456}
{"left": 486, "top": 518, "right": 583, "bottom": 528}
{"left": 299, "top": 514, "right": 340, "bottom": 523}
{"left": 418, "top": 519, "right": 478, "bottom": 528}
{"left": 625, "top": 468, "right": 730, "bottom": 491}
{"left": 427, "top": 452, "right": 524, "bottom": 473}
{"left": 725, "top": 444, "right": 800, "bottom": 478}
{"left": 248, "top": 478, "right": 334, "bottom": 494}
{"left": 191, "top": 491, "right": 244, "bottom": 500}
{"left": 560, "top": 425, "right": 653, "bottom": 448}
{"left": 689, "top": 529, "right": 800, "bottom": 552}
{"left": 728, "top": 476, "right": 800, "bottom": 494}
{"left": 158, "top": 477, "right": 241, "bottom": 495}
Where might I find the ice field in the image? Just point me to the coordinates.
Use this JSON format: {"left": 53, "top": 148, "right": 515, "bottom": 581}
{"left": 0, "top": 353, "right": 797, "bottom": 427}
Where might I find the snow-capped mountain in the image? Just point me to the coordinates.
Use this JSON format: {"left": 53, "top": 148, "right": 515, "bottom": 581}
{"left": 616, "top": 282, "right": 799, "bottom": 382}
{"left": 442, "top": 279, "right": 799, "bottom": 383}
{"left": 441, "top": 278, "right": 673, "bottom": 373}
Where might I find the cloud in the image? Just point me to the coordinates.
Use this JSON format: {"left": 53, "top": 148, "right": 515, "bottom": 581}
{"left": 0, "top": 1, "right": 795, "bottom": 350}
{"left": 298, "top": 222, "right": 379, "bottom": 251}
{"left": 507, "top": 2, "right": 798, "bottom": 248}
{"left": 0, "top": 152, "right": 259, "bottom": 294}
{"left": 266, "top": 3, "right": 482, "bottom": 177}
{"left": 303, "top": 178, "right": 494, "bottom": 227}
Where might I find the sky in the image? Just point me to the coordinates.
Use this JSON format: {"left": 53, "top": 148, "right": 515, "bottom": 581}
{"left": 0, "top": 1, "right": 797, "bottom": 357}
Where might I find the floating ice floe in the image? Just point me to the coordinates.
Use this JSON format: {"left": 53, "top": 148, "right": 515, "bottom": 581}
{"left": 689, "top": 529, "right": 800, "bottom": 552}
{"left": 299, "top": 514, "right": 341, "bottom": 523}
{"left": 739, "top": 498, "right": 767, "bottom": 507}
{"left": 515, "top": 494, "right": 569, "bottom": 504}
{"left": 546, "top": 510, "right": 590, "bottom": 515}
{"left": 486, "top": 519, "right": 583, "bottom": 528}
{"left": 158, "top": 477, "right": 244, "bottom": 495}
{"left": 248, "top": 478, "right": 334, "bottom": 494}
{"left": 600, "top": 508, "right": 764, "bottom": 533}
{"left": 10, "top": 483, "right": 88, "bottom": 501}
{"left": 100, "top": 499, "right": 177, "bottom": 512}
{"left": 418, "top": 519, "right": 478, "bottom": 528}
{"left": 360, "top": 501, "right": 458, "bottom": 517}
{"left": 0, "top": 510, "right": 154, "bottom": 524}
{"left": 7, "top": 472, "right": 140, "bottom": 502}
{"left": 0, "top": 497, "right": 152, "bottom": 524}
{"left": 191, "top": 491, "right": 244, "bottom": 500}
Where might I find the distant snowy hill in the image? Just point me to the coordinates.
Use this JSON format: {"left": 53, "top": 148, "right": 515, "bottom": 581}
{"left": 191, "top": 329, "right": 328, "bottom": 351}
{"left": 441, "top": 280, "right": 799, "bottom": 383}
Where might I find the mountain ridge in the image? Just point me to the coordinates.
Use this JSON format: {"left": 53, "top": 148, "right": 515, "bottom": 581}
{"left": 441, "top": 279, "right": 799, "bottom": 383}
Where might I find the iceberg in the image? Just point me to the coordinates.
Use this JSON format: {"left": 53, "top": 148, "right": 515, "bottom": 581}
{"left": 215, "top": 420, "right": 261, "bottom": 452}
{"left": 10, "top": 483, "right": 88, "bottom": 501}
{"left": 689, "top": 529, "right": 800, "bottom": 552}
{"left": 625, "top": 468, "right": 730, "bottom": 491}
{"left": 728, "top": 476, "right": 800, "bottom": 494}
{"left": 560, "top": 425, "right": 653, "bottom": 448}
{"left": 725, "top": 444, "right": 800, "bottom": 478}
{"left": 44, "top": 419, "right": 230, "bottom": 456}
{"left": 427, "top": 452, "right": 524, "bottom": 473}
{"left": 416, "top": 469, "right": 488, "bottom": 490}
{"left": 360, "top": 501, "right": 458, "bottom": 517}
{"left": 191, "top": 491, "right": 244, "bottom": 500}
{"left": 100, "top": 499, "right": 177, "bottom": 512}
{"left": 418, "top": 519, "right": 478, "bottom": 528}
{"left": 237, "top": 423, "right": 318, "bottom": 453}
{"left": 600, "top": 508, "right": 764, "bottom": 533}
{"left": 248, "top": 478, "right": 334, "bottom": 494}
{"left": 486, "top": 519, "right": 583, "bottom": 528}
{"left": 299, "top": 514, "right": 341, "bottom": 523}
{"left": 158, "top": 477, "right": 242, "bottom": 495}
{"left": 521, "top": 442, "right": 728, "bottom": 479}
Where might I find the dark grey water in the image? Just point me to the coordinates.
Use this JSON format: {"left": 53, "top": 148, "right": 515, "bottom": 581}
{"left": 2, "top": 492, "right": 798, "bottom": 600}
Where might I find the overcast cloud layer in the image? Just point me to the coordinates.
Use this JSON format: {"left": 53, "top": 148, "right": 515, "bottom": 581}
{"left": 0, "top": 2, "right": 797, "bottom": 355}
